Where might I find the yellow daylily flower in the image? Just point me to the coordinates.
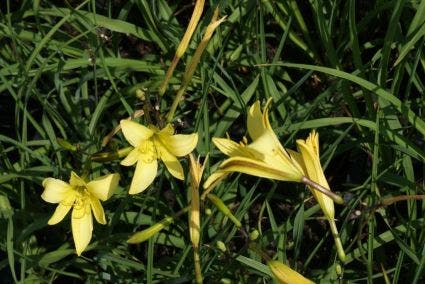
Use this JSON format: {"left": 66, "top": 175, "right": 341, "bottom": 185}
{"left": 204, "top": 99, "right": 345, "bottom": 262}
{"left": 120, "top": 120, "right": 198, "bottom": 194}
{"left": 204, "top": 100, "right": 304, "bottom": 188}
{"left": 296, "top": 131, "right": 346, "bottom": 262}
{"left": 268, "top": 260, "right": 315, "bottom": 284}
{"left": 41, "top": 172, "right": 120, "bottom": 256}
{"left": 296, "top": 131, "right": 334, "bottom": 220}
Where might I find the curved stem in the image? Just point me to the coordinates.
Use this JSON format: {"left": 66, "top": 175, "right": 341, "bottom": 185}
{"left": 301, "top": 176, "right": 344, "bottom": 205}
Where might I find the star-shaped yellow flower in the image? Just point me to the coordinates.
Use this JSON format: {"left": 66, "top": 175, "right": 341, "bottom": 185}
{"left": 120, "top": 120, "right": 198, "bottom": 194}
{"left": 41, "top": 172, "right": 120, "bottom": 256}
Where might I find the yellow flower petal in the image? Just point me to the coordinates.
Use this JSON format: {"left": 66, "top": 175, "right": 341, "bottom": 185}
{"left": 48, "top": 202, "right": 73, "bottom": 225}
{"left": 71, "top": 206, "right": 93, "bottom": 256}
{"left": 159, "top": 132, "right": 198, "bottom": 157}
{"left": 157, "top": 142, "right": 184, "bottom": 180}
{"left": 297, "top": 131, "right": 334, "bottom": 220}
{"left": 262, "top": 98, "right": 274, "bottom": 131}
{"left": 247, "top": 100, "right": 267, "bottom": 140}
{"left": 120, "top": 120, "right": 154, "bottom": 147}
{"left": 89, "top": 194, "right": 106, "bottom": 224}
{"left": 158, "top": 123, "right": 174, "bottom": 136}
{"left": 86, "top": 173, "right": 120, "bottom": 201}
{"left": 286, "top": 149, "right": 306, "bottom": 174}
{"left": 188, "top": 153, "right": 208, "bottom": 188}
{"left": 268, "top": 260, "right": 314, "bottom": 284}
{"left": 220, "top": 156, "right": 302, "bottom": 182}
{"left": 212, "top": 137, "right": 252, "bottom": 157}
{"left": 41, "top": 178, "right": 73, "bottom": 203}
{"left": 202, "top": 170, "right": 228, "bottom": 192}
{"left": 120, "top": 148, "right": 140, "bottom": 166}
{"left": 247, "top": 130, "right": 282, "bottom": 160}
{"left": 129, "top": 160, "right": 158, "bottom": 194}
{"left": 69, "top": 171, "right": 86, "bottom": 188}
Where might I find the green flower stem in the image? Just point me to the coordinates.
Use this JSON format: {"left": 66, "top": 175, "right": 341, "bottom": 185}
{"left": 329, "top": 219, "right": 346, "bottom": 263}
{"left": 379, "top": 195, "right": 425, "bottom": 207}
{"left": 159, "top": 0, "right": 205, "bottom": 96}
{"left": 166, "top": 11, "right": 225, "bottom": 123}
{"left": 193, "top": 246, "right": 203, "bottom": 284}
{"left": 127, "top": 206, "right": 190, "bottom": 244}
{"left": 91, "top": 147, "right": 133, "bottom": 162}
{"left": 301, "top": 176, "right": 344, "bottom": 205}
{"left": 207, "top": 194, "right": 242, "bottom": 228}
{"left": 57, "top": 138, "right": 77, "bottom": 151}
{"left": 247, "top": 242, "right": 271, "bottom": 262}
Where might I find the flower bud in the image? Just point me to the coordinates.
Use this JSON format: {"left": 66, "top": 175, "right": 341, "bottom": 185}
{"left": 268, "top": 261, "right": 314, "bottom": 284}
{"left": 127, "top": 216, "right": 173, "bottom": 244}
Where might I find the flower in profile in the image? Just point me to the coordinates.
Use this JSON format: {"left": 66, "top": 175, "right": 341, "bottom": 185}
{"left": 120, "top": 120, "right": 198, "bottom": 194}
{"left": 296, "top": 131, "right": 346, "bottom": 262}
{"left": 204, "top": 100, "right": 304, "bottom": 189}
{"left": 203, "top": 100, "right": 346, "bottom": 262}
{"left": 268, "top": 260, "right": 314, "bottom": 284}
{"left": 41, "top": 172, "right": 120, "bottom": 255}
{"left": 296, "top": 131, "right": 334, "bottom": 220}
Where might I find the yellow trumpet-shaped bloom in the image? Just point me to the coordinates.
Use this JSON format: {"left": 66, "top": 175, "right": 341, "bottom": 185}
{"left": 296, "top": 131, "right": 334, "bottom": 220}
{"left": 120, "top": 120, "right": 198, "bottom": 194}
{"left": 41, "top": 172, "right": 120, "bottom": 256}
{"left": 296, "top": 131, "right": 346, "bottom": 262}
{"left": 268, "top": 260, "right": 315, "bottom": 284}
{"left": 204, "top": 100, "right": 304, "bottom": 188}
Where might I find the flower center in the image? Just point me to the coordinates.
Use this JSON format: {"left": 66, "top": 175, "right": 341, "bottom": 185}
{"left": 137, "top": 139, "right": 157, "bottom": 163}
{"left": 72, "top": 186, "right": 90, "bottom": 217}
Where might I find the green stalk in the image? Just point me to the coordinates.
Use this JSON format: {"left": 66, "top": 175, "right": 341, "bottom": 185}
{"left": 329, "top": 219, "right": 346, "bottom": 263}
{"left": 166, "top": 11, "right": 226, "bottom": 122}
{"left": 207, "top": 194, "right": 241, "bottom": 228}
{"left": 193, "top": 247, "right": 203, "bottom": 283}
{"left": 159, "top": 0, "right": 205, "bottom": 96}
{"left": 301, "top": 176, "right": 344, "bottom": 205}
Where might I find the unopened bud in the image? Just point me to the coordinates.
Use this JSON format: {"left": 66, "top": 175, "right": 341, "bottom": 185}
{"left": 207, "top": 194, "right": 241, "bottom": 228}
{"left": 216, "top": 241, "right": 226, "bottom": 252}
{"left": 268, "top": 261, "right": 314, "bottom": 284}
{"left": 249, "top": 230, "right": 260, "bottom": 241}
{"left": 127, "top": 216, "right": 173, "bottom": 244}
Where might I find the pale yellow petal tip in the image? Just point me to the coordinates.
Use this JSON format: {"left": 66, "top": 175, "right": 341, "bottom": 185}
{"left": 203, "top": 170, "right": 228, "bottom": 190}
{"left": 69, "top": 171, "right": 86, "bottom": 187}
{"left": 42, "top": 178, "right": 51, "bottom": 187}
{"left": 180, "top": 132, "right": 199, "bottom": 156}
{"left": 119, "top": 119, "right": 130, "bottom": 126}
{"left": 268, "top": 261, "right": 315, "bottom": 284}
{"left": 160, "top": 123, "right": 175, "bottom": 136}
{"left": 47, "top": 218, "right": 57, "bottom": 226}
{"left": 249, "top": 100, "right": 261, "bottom": 114}
{"left": 108, "top": 173, "right": 121, "bottom": 189}
{"left": 72, "top": 212, "right": 93, "bottom": 257}
{"left": 87, "top": 173, "right": 120, "bottom": 201}
{"left": 75, "top": 245, "right": 86, "bottom": 256}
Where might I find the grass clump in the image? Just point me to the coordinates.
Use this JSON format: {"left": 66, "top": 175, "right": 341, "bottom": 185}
{"left": 0, "top": 0, "right": 424, "bottom": 283}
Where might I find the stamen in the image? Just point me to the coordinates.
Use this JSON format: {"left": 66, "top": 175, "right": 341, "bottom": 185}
{"left": 138, "top": 140, "right": 156, "bottom": 163}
